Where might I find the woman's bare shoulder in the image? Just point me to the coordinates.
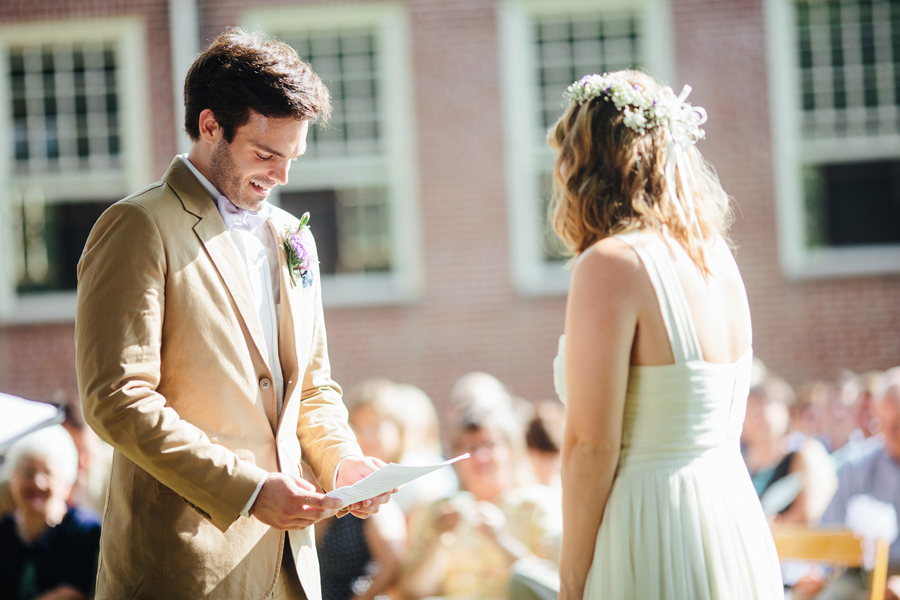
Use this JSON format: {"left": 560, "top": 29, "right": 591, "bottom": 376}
{"left": 573, "top": 236, "right": 644, "bottom": 283}
{"left": 568, "top": 237, "right": 651, "bottom": 321}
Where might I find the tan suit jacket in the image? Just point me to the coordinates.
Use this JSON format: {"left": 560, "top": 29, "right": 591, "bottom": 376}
{"left": 75, "top": 158, "right": 363, "bottom": 600}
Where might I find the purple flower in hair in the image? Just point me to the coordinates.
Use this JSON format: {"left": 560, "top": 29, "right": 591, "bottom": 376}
{"left": 283, "top": 212, "right": 314, "bottom": 288}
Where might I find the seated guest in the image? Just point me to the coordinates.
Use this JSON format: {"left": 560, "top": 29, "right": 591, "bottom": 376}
{"left": 830, "top": 371, "right": 887, "bottom": 472}
{"left": 794, "top": 367, "right": 900, "bottom": 600}
{"left": 58, "top": 398, "right": 112, "bottom": 515}
{"left": 388, "top": 382, "right": 458, "bottom": 517}
{"left": 401, "top": 405, "right": 560, "bottom": 600}
{"left": 823, "top": 372, "right": 863, "bottom": 454}
{"left": 741, "top": 376, "right": 837, "bottom": 523}
{"left": 791, "top": 380, "right": 830, "bottom": 445}
{"left": 0, "top": 425, "right": 101, "bottom": 600}
{"left": 316, "top": 379, "right": 408, "bottom": 600}
{"left": 524, "top": 400, "right": 565, "bottom": 490}
{"left": 856, "top": 371, "right": 886, "bottom": 439}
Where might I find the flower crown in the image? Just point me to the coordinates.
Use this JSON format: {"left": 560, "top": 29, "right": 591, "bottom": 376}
{"left": 564, "top": 73, "right": 707, "bottom": 144}
{"left": 563, "top": 73, "right": 710, "bottom": 237}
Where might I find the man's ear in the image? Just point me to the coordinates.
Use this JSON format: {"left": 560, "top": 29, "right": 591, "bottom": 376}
{"left": 197, "top": 109, "right": 222, "bottom": 143}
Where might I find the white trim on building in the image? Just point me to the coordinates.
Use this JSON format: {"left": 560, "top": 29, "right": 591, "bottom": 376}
{"left": 498, "top": 0, "right": 674, "bottom": 295}
{"left": 0, "top": 16, "right": 150, "bottom": 323}
{"left": 765, "top": 0, "right": 900, "bottom": 279}
{"left": 245, "top": 3, "right": 423, "bottom": 307}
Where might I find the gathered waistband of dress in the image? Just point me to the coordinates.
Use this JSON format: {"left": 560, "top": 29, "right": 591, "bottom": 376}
{"left": 616, "top": 444, "right": 740, "bottom": 473}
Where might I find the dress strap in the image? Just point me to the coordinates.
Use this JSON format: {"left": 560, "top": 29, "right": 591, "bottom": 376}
{"left": 615, "top": 231, "right": 704, "bottom": 363}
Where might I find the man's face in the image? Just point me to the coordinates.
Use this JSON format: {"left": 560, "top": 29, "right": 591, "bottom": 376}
{"left": 208, "top": 110, "right": 309, "bottom": 212}
{"left": 875, "top": 386, "right": 900, "bottom": 462}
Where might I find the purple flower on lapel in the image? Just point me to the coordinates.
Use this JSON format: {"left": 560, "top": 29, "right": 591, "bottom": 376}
{"left": 283, "top": 212, "right": 314, "bottom": 289}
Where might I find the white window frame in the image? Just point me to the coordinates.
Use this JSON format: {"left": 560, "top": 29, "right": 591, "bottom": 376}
{"left": 765, "top": 0, "right": 900, "bottom": 279}
{"left": 244, "top": 4, "right": 422, "bottom": 307}
{"left": 498, "top": 0, "right": 674, "bottom": 295}
{"left": 0, "top": 16, "right": 151, "bottom": 323}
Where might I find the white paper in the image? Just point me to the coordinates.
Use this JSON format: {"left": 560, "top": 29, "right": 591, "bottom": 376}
{"left": 0, "top": 392, "right": 64, "bottom": 452}
{"left": 326, "top": 453, "right": 469, "bottom": 508}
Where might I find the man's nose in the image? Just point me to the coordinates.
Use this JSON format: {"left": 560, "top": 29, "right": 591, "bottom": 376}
{"left": 270, "top": 159, "right": 290, "bottom": 185}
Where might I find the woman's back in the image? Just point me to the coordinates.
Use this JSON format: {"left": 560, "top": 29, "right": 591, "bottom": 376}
{"left": 551, "top": 70, "right": 782, "bottom": 599}
{"left": 616, "top": 231, "right": 751, "bottom": 369}
{"left": 572, "top": 229, "right": 782, "bottom": 598}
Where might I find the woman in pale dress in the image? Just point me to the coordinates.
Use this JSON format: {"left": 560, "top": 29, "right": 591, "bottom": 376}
{"left": 551, "top": 70, "right": 783, "bottom": 599}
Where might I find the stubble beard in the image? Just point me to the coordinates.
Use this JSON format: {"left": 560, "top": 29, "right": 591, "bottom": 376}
{"left": 208, "top": 139, "right": 261, "bottom": 212}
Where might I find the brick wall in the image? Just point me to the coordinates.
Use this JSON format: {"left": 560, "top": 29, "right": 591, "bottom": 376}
{"left": 1, "top": 0, "right": 898, "bottom": 420}
{"left": 674, "top": 0, "right": 900, "bottom": 384}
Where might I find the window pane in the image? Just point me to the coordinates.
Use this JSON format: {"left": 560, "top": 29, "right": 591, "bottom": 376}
{"left": 279, "top": 187, "right": 391, "bottom": 275}
{"left": 795, "top": 1, "right": 900, "bottom": 251}
{"left": 534, "top": 11, "right": 642, "bottom": 133}
{"left": 274, "top": 25, "right": 394, "bottom": 278}
{"left": 796, "top": 0, "right": 900, "bottom": 138}
{"left": 16, "top": 200, "right": 114, "bottom": 293}
{"left": 804, "top": 159, "right": 900, "bottom": 247}
{"left": 278, "top": 28, "right": 381, "bottom": 158}
{"left": 7, "top": 42, "right": 121, "bottom": 173}
{"left": 532, "top": 10, "right": 643, "bottom": 263}
{"left": 539, "top": 172, "right": 568, "bottom": 262}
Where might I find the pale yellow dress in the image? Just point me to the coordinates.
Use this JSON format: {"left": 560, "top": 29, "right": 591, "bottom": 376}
{"left": 554, "top": 231, "right": 783, "bottom": 598}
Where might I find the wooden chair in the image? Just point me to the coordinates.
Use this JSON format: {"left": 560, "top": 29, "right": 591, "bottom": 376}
{"left": 770, "top": 524, "right": 890, "bottom": 600}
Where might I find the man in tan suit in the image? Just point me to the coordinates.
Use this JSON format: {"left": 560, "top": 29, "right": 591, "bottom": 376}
{"left": 75, "top": 29, "right": 391, "bottom": 600}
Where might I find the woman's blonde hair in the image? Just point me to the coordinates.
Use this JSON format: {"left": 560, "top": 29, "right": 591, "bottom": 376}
{"left": 549, "top": 70, "right": 732, "bottom": 273}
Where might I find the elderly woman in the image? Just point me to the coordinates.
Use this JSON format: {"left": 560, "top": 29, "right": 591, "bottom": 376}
{"left": 315, "top": 379, "right": 409, "bottom": 600}
{"left": 401, "top": 404, "right": 561, "bottom": 600}
{"left": 0, "top": 425, "right": 101, "bottom": 600}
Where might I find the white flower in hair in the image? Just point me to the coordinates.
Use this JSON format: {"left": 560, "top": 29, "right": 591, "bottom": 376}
{"left": 623, "top": 108, "right": 648, "bottom": 132}
{"left": 563, "top": 73, "right": 709, "bottom": 235}
{"left": 564, "top": 73, "right": 707, "bottom": 142}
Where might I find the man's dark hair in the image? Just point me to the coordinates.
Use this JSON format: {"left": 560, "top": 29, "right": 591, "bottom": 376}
{"left": 184, "top": 28, "right": 331, "bottom": 143}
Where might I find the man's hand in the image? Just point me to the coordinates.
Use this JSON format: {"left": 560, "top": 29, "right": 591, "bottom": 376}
{"left": 249, "top": 473, "right": 342, "bottom": 530}
{"left": 334, "top": 456, "right": 396, "bottom": 519}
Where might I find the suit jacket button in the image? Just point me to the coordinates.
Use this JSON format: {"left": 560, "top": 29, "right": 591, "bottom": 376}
{"left": 259, "top": 377, "right": 272, "bottom": 390}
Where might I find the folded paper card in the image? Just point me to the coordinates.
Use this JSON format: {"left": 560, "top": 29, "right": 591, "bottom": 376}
{"left": 0, "top": 392, "right": 64, "bottom": 452}
{"left": 326, "top": 453, "right": 470, "bottom": 508}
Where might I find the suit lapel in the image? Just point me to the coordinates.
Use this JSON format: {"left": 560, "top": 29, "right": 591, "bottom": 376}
{"left": 271, "top": 218, "right": 299, "bottom": 431}
{"left": 163, "top": 160, "right": 271, "bottom": 388}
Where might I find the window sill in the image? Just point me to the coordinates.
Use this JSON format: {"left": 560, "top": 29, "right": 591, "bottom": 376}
{"left": 0, "top": 272, "right": 424, "bottom": 325}
{"left": 513, "top": 262, "right": 571, "bottom": 297}
{"left": 2, "top": 292, "right": 77, "bottom": 325}
{"left": 782, "top": 244, "right": 900, "bottom": 280}
{"left": 321, "top": 272, "right": 422, "bottom": 307}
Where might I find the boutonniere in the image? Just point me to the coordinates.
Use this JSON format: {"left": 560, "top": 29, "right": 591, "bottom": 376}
{"left": 283, "top": 212, "right": 314, "bottom": 289}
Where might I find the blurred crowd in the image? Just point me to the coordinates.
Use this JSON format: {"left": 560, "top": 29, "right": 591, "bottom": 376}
{"left": 1, "top": 361, "right": 898, "bottom": 600}
{"left": 0, "top": 373, "right": 567, "bottom": 600}
{"left": 742, "top": 361, "right": 900, "bottom": 600}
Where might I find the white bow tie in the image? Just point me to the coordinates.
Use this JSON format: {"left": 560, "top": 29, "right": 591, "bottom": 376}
{"left": 216, "top": 195, "right": 272, "bottom": 231}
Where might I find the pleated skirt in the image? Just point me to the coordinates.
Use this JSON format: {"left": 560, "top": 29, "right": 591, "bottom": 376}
{"left": 584, "top": 451, "right": 784, "bottom": 599}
